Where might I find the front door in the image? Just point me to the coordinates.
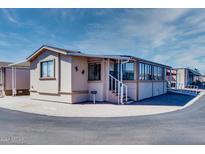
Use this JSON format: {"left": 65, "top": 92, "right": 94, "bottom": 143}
{"left": 109, "top": 60, "right": 120, "bottom": 90}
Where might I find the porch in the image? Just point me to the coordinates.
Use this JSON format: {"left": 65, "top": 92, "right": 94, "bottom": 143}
{"left": 88, "top": 56, "right": 170, "bottom": 104}
{"left": 87, "top": 56, "right": 136, "bottom": 105}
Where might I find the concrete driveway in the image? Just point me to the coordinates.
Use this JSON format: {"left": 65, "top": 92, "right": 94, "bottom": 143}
{"left": 0, "top": 92, "right": 197, "bottom": 117}
{"left": 0, "top": 93, "right": 205, "bottom": 144}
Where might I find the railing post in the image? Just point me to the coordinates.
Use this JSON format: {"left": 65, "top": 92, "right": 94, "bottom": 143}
{"left": 121, "top": 83, "right": 123, "bottom": 104}
{"left": 118, "top": 81, "right": 120, "bottom": 104}
{"left": 111, "top": 77, "right": 113, "bottom": 91}
{"left": 126, "top": 86, "right": 128, "bottom": 102}
{"left": 109, "top": 73, "right": 129, "bottom": 105}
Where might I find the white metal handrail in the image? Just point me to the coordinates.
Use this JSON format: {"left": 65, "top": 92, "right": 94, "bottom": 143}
{"left": 109, "top": 74, "right": 128, "bottom": 104}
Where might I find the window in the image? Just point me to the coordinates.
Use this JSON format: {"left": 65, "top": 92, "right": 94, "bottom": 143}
{"left": 40, "top": 60, "right": 55, "bottom": 78}
{"left": 139, "top": 63, "right": 164, "bottom": 81}
{"left": 139, "top": 63, "right": 145, "bottom": 80}
{"left": 153, "top": 66, "right": 158, "bottom": 80}
{"left": 154, "top": 66, "right": 164, "bottom": 80}
{"left": 139, "top": 63, "right": 152, "bottom": 80}
{"left": 88, "top": 63, "right": 101, "bottom": 81}
{"left": 158, "top": 67, "right": 162, "bottom": 80}
{"left": 122, "top": 62, "right": 135, "bottom": 80}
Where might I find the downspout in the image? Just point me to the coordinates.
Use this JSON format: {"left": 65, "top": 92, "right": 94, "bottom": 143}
{"left": 120, "top": 57, "right": 131, "bottom": 104}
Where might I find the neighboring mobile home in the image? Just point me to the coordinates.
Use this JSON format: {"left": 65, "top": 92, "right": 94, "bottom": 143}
{"left": 27, "top": 45, "right": 171, "bottom": 104}
{"left": 175, "top": 68, "right": 201, "bottom": 88}
{"left": 0, "top": 61, "right": 30, "bottom": 97}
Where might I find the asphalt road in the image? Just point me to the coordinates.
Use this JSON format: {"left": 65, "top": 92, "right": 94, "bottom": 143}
{"left": 0, "top": 95, "right": 205, "bottom": 145}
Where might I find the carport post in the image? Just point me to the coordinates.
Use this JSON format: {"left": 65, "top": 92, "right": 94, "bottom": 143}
{"left": 12, "top": 66, "right": 17, "bottom": 96}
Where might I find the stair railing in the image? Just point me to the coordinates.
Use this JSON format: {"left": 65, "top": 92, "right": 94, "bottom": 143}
{"left": 109, "top": 74, "right": 127, "bottom": 104}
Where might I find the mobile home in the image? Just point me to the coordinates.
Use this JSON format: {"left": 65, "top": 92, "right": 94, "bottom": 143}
{"left": 27, "top": 45, "right": 171, "bottom": 104}
{"left": 0, "top": 61, "right": 30, "bottom": 97}
{"left": 175, "top": 68, "right": 201, "bottom": 88}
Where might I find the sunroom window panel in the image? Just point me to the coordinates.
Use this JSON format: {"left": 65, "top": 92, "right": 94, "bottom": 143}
{"left": 139, "top": 63, "right": 143, "bottom": 80}
{"left": 123, "top": 62, "right": 134, "bottom": 80}
{"left": 142, "top": 63, "right": 145, "bottom": 80}
{"left": 154, "top": 66, "right": 158, "bottom": 80}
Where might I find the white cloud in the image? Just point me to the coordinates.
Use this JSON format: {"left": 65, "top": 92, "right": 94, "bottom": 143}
{"left": 1, "top": 9, "right": 19, "bottom": 24}
{"left": 1, "top": 9, "right": 205, "bottom": 74}
{"left": 70, "top": 9, "right": 205, "bottom": 73}
{"left": 72, "top": 9, "right": 190, "bottom": 53}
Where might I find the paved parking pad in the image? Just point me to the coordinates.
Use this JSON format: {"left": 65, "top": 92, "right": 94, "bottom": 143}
{"left": 0, "top": 92, "right": 198, "bottom": 117}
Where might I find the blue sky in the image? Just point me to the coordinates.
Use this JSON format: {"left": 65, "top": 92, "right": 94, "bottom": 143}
{"left": 0, "top": 8, "right": 205, "bottom": 73}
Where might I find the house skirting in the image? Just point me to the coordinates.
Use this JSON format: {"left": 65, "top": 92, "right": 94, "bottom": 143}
{"left": 30, "top": 91, "right": 89, "bottom": 104}
{"left": 138, "top": 81, "right": 167, "bottom": 100}
{"left": 5, "top": 89, "right": 30, "bottom": 96}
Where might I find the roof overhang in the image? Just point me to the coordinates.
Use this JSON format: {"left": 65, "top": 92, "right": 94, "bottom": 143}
{"left": 9, "top": 61, "right": 30, "bottom": 68}
{"left": 27, "top": 46, "right": 69, "bottom": 62}
{"left": 67, "top": 52, "right": 132, "bottom": 60}
{"left": 0, "top": 61, "right": 12, "bottom": 68}
{"left": 27, "top": 45, "right": 171, "bottom": 68}
{"left": 27, "top": 45, "right": 132, "bottom": 61}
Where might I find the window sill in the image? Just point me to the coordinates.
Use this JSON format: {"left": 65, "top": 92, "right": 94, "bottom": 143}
{"left": 39, "top": 77, "right": 56, "bottom": 80}
{"left": 88, "top": 80, "right": 102, "bottom": 83}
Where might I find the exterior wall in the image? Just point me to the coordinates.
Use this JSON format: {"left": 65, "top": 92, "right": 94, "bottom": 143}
{"left": 60, "top": 54, "right": 72, "bottom": 93}
{"left": 124, "top": 81, "right": 137, "bottom": 101}
{"left": 88, "top": 82, "right": 104, "bottom": 101}
{"left": 176, "top": 68, "right": 187, "bottom": 88}
{"left": 71, "top": 56, "right": 89, "bottom": 103}
{"left": 71, "top": 56, "right": 88, "bottom": 92}
{"left": 30, "top": 50, "right": 60, "bottom": 94}
{"left": 30, "top": 50, "right": 73, "bottom": 103}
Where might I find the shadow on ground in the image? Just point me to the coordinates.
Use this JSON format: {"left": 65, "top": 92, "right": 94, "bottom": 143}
{"left": 132, "top": 92, "right": 195, "bottom": 106}
{"left": 75, "top": 92, "right": 195, "bottom": 106}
